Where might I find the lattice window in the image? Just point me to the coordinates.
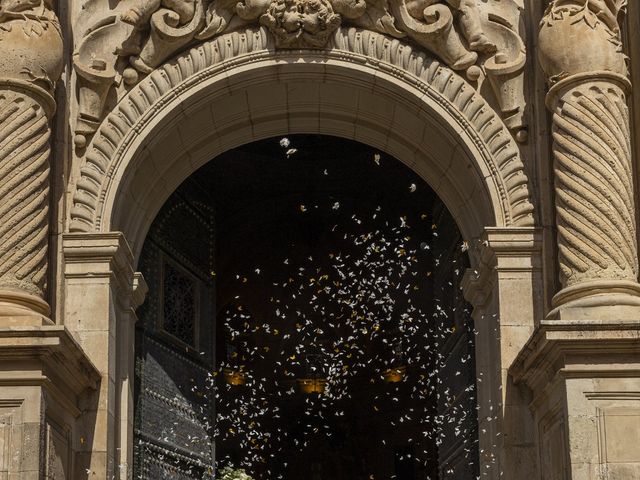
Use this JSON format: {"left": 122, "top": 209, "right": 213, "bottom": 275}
{"left": 161, "top": 258, "right": 198, "bottom": 347}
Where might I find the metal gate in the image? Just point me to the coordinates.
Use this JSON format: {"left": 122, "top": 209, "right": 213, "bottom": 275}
{"left": 133, "top": 193, "right": 216, "bottom": 479}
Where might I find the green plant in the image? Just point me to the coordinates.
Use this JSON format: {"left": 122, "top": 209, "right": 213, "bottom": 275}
{"left": 219, "top": 466, "right": 253, "bottom": 480}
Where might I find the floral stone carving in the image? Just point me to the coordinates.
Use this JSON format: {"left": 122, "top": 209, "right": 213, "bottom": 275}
{"left": 0, "top": 0, "right": 63, "bottom": 315}
{"left": 539, "top": 1, "right": 639, "bottom": 307}
{"left": 259, "top": 0, "right": 341, "bottom": 48}
{"left": 73, "top": 0, "right": 529, "bottom": 147}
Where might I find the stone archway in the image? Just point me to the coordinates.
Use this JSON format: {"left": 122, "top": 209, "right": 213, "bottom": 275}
{"left": 68, "top": 26, "right": 535, "bottom": 260}
{"left": 63, "top": 22, "right": 542, "bottom": 480}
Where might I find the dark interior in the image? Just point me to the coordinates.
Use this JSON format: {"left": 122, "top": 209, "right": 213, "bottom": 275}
{"left": 133, "top": 135, "right": 479, "bottom": 480}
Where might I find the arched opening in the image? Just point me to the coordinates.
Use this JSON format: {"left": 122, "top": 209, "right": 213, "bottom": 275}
{"left": 133, "top": 135, "right": 479, "bottom": 479}
{"left": 69, "top": 29, "right": 535, "bottom": 254}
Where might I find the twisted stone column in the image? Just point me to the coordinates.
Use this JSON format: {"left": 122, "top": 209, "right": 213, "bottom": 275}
{"left": 0, "top": 1, "right": 63, "bottom": 320}
{"left": 539, "top": 0, "right": 640, "bottom": 316}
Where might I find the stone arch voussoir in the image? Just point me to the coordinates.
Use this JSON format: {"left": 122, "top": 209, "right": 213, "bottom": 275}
{"left": 69, "top": 26, "right": 535, "bottom": 235}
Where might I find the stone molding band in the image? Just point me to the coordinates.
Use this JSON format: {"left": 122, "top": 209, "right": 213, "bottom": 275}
{"left": 69, "top": 26, "right": 535, "bottom": 234}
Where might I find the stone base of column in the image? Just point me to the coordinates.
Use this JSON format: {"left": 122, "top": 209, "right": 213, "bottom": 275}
{"left": 0, "top": 325, "right": 100, "bottom": 478}
{"left": 547, "top": 280, "right": 640, "bottom": 321}
{"left": 511, "top": 320, "right": 640, "bottom": 479}
{"left": 0, "top": 289, "right": 52, "bottom": 326}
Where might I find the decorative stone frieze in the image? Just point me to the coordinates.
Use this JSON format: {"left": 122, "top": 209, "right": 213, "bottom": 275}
{"left": 68, "top": 26, "right": 535, "bottom": 234}
{"left": 0, "top": 0, "right": 63, "bottom": 319}
{"left": 539, "top": 0, "right": 640, "bottom": 314}
{"left": 72, "top": 0, "right": 529, "bottom": 147}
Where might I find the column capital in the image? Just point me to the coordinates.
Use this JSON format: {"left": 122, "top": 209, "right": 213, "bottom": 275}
{"left": 0, "top": 0, "right": 63, "bottom": 116}
{"left": 539, "top": 1, "right": 629, "bottom": 103}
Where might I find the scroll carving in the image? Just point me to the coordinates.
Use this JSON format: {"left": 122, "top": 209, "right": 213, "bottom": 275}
{"left": 73, "top": 0, "right": 529, "bottom": 146}
{"left": 539, "top": 1, "right": 638, "bottom": 295}
{"left": 0, "top": 0, "right": 63, "bottom": 313}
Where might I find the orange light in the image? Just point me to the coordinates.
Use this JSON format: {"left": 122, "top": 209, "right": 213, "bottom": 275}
{"left": 297, "top": 378, "right": 327, "bottom": 394}
{"left": 382, "top": 365, "right": 407, "bottom": 383}
{"left": 223, "top": 367, "right": 246, "bottom": 386}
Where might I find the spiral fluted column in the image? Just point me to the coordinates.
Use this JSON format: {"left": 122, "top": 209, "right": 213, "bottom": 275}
{"left": 539, "top": 1, "right": 640, "bottom": 316}
{"left": 0, "top": 2, "right": 63, "bottom": 320}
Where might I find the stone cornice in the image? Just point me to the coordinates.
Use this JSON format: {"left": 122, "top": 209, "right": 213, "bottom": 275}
{"left": 0, "top": 325, "right": 101, "bottom": 417}
{"left": 510, "top": 320, "right": 640, "bottom": 408}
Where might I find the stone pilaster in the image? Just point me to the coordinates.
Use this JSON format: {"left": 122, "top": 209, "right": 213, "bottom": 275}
{"left": 462, "top": 227, "right": 543, "bottom": 479}
{"left": 0, "top": 0, "right": 63, "bottom": 323}
{"left": 63, "top": 232, "right": 147, "bottom": 478}
{"left": 538, "top": 0, "right": 640, "bottom": 318}
{"left": 511, "top": 321, "right": 640, "bottom": 478}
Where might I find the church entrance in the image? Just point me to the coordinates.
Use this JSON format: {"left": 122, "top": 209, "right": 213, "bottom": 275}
{"left": 132, "top": 135, "right": 479, "bottom": 479}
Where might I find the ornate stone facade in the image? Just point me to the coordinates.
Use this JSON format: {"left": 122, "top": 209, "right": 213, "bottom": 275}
{"left": 0, "top": 0, "right": 637, "bottom": 478}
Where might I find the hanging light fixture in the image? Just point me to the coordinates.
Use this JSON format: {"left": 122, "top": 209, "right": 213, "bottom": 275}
{"left": 382, "top": 334, "right": 407, "bottom": 383}
{"left": 297, "top": 377, "right": 327, "bottom": 394}
{"left": 297, "top": 352, "right": 328, "bottom": 394}
{"left": 223, "top": 365, "right": 246, "bottom": 386}
{"left": 382, "top": 365, "right": 407, "bottom": 383}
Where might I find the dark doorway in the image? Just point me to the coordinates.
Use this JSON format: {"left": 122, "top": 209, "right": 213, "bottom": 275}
{"left": 133, "top": 135, "right": 479, "bottom": 480}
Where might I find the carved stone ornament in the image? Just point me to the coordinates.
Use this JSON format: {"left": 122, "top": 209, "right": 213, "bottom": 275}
{"left": 539, "top": 1, "right": 639, "bottom": 309}
{"left": 73, "top": 0, "right": 529, "bottom": 147}
{"left": 259, "top": 0, "right": 341, "bottom": 48}
{"left": 0, "top": 0, "right": 63, "bottom": 317}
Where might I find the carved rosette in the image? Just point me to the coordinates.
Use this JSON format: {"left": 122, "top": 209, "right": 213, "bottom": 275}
{"left": 539, "top": 1, "right": 639, "bottom": 305}
{"left": 0, "top": 1, "right": 63, "bottom": 317}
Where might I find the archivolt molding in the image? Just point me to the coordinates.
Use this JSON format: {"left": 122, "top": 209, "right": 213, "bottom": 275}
{"left": 69, "top": 26, "right": 534, "bottom": 234}
{"left": 73, "top": 0, "right": 529, "bottom": 147}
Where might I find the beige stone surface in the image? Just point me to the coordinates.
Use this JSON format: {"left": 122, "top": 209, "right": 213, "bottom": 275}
{"left": 0, "top": 0, "right": 638, "bottom": 477}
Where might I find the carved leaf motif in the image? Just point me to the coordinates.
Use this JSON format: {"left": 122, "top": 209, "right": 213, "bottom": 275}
{"left": 350, "top": 0, "right": 403, "bottom": 37}
{"left": 197, "top": 0, "right": 237, "bottom": 39}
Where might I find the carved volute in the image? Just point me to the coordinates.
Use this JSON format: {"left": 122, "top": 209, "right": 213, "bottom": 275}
{"left": 0, "top": 0, "right": 63, "bottom": 319}
{"left": 539, "top": 1, "right": 639, "bottom": 313}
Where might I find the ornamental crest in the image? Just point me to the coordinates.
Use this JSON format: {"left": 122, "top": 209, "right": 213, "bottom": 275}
{"left": 260, "top": 0, "right": 341, "bottom": 48}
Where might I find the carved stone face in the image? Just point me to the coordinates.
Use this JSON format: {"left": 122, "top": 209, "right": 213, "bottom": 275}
{"left": 261, "top": 0, "right": 341, "bottom": 48}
